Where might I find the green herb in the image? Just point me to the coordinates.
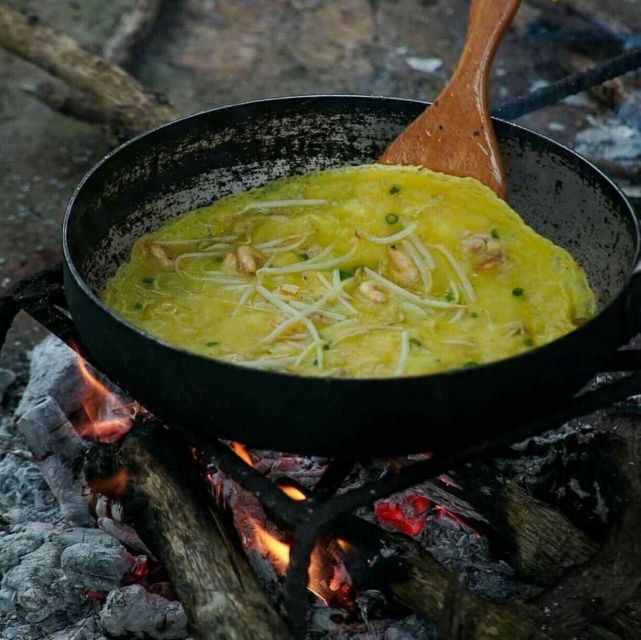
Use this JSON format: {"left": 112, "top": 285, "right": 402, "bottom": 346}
{"left": 410, "top": 338, "right": 422, "bottom": 348}
{"left": 444, "top": 290, "right": 455, "bottom": 302}
{"left": 206, "top": 341, "right": 219, "bottom": 347}
{"left": 470, "top": 311, "right": 479, "bottom": 318}
{"left": 491, "top": 229, "right": 500, "bottom": 239}
{"left": 323, "top": 343, "right": 330, "bottom": 351}
{"left": 463, "top": 361, "right": 479, "bottom": 369}
{"left": 142, "top": 276, "right": 154, "bottom": 285}
{"left": 339, "top": 269, "right": 354, "bottom": 281}
{"left": 133, "top": 302, "right": 143, "bottom": 310}
{"left": 523, "top": 338, "right": 534, "bottom": 348}
{"left": 385, "top": 213, "right": 399, "bottom": 225}
{"left": 313, "top": 358, "right": 319, "bottom": 366}
{"left": 389, "top": 185, "right": 401, "bottom": 195}
{"left": 298, "top": 253, "right": 309, "bottom": 261}
{"left": 512, "top": 287, "right": 524, "bottom": 297}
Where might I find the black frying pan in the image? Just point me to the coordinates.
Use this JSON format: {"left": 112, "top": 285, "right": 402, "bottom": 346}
{"left": 63, "top": 96, "right": 640, "bottom": 456}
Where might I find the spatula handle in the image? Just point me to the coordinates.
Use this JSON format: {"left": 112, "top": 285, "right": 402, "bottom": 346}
{"left": 454, "top": 0, "right": 521, "bottom": 87}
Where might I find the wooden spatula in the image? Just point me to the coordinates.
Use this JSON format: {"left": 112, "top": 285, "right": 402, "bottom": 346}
{"left": 379, "top": 0, "right": 521, "bottom": 200}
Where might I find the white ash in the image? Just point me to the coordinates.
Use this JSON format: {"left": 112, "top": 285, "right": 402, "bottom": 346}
{"left": 17, "top": 395, "right": 93, "bottom": 526}
{"left": 0, "top": 367, "right": 16, "bottom": 403}
{"left": 99, "top": 584, "right": 188, "bottom": 640}
{"left": 0, "top": 337, "right": 189, "bottom": 640}
{"left": 15, "top": 337, "right": 95, "bottom": 419}
{"left": 60, "top": 542, "right": 138, "bottom": 591}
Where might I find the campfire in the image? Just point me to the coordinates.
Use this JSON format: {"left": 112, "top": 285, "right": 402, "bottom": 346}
{"left": 1, "top": 1, "right": 641, "bottom": 639}
{"left": 2, "top": 333, "right": 641, "bottom": 640}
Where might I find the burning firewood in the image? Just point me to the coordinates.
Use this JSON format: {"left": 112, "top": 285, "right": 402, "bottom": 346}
{"left": 87, "top": 423, "right": 294, "bottom": 640}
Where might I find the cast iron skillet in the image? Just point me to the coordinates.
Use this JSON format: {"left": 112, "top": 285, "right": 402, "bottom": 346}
{"left": 63, "top": 95, "right": 641, "bottom": 456}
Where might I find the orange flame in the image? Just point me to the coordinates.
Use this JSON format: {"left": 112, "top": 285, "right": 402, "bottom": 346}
{"left": 75, "top": 356, "right": 133, "bottom": 442}
{"left": 253, "top": 522, "right": 290, "bottom": 574}
{"left": 249, "top": 519, "right": 337, "bottom": 605}
{"left": 230, "top": 441, "right": 253, "bottom": 466}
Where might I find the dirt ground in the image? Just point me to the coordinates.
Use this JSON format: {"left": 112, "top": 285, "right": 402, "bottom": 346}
{"left": 1, "top": 0, "right": 640, "bottom": 384}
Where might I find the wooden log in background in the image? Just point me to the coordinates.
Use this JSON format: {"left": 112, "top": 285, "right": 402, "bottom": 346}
{"left": 0, "top": 2, "right": 176, "bottom": 138}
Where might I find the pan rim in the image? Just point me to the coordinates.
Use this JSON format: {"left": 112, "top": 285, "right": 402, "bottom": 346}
{"left": 63, "top": 93, "right": 640, "bottom": 384}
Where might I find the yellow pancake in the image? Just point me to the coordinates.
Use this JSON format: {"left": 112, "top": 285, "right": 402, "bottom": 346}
{"left": 101, "top": 165, "right": 595, "bottom": 378}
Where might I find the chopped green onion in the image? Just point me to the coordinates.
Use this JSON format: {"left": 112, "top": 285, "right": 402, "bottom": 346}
{"left": 313, "top": 358, "right": 319, "bottom": 366}
{"left": 339, "top": 269, "right": 354, "bottom": 281}
{"left": 142, "top": 277, "right": 154, "bottom": 285}
{"left": 323, "top": 343, "right": 330, "bottom": 351}
{"left": 463, "top": 361, "right": 478, "bottom": 369}
{"left": 470, "top": 311, "right": 479, "bottom": 318}
{"left": 385, "top": 213, "right": 399, "bottom": 225}
{"left": 410, "top": 338, "right": 422, "bottom": 347}
{"left": 444, "top": 290, "right": 455, "bottom": 302}
{"left": 206, "top": 341, "right": 219, "bottom": 347}
{"left": 133, "top": 302, "right": 143, "bottom": 310}
{"left": 389, "top": 185, "right": 401, "bottom": 195}
{"left": 298, "top": 253, "right": 309, "bottom": 261}
{"left": 491, "top": 229, "right": 500, "bottom": 239}
{"left": 523, "top": 338, "right": 534, "bottom": 348}
{"left": 512, "top": 287, "right": 524, "bottom": 297}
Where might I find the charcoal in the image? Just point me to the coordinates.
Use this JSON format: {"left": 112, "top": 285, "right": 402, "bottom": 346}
{"left": 0, "top": 367, "right": 16, "bottom": 402}
{"left": 60, "top": 542, "right": 136, "bottom": 591}
{"left": 43, "top": 616, "right": 107, "bottom": 640}
{"left": 99, "top": 584, "right": 188, "bottom": 640}
{"left": 47, "top": 526, "right": 122, "bottom": 549}
{"left": 0, "top": 429, "right": 59, "bottom": 525}
{"left": 384, "top": 615, "right": 437, "bottom": 640}
{"left": 17, "top": 396, "right": 92, "bottom": 526}
{"left": 16, "top": 336, "right": 93, "bottom": 418}
{"left": 18, "top": 396, "right": 90, "bottom": 462}
{"left": 0, "top": 541, "right": 71, "bottom": 623}
{"left": 0, "top": 526, "right": 50, "bottom": 573}
{"left": 26, "top": 455, "right": 90, "bottom": 526}
{"left": 98, "top": 516, "right": 155, "bottom": 559}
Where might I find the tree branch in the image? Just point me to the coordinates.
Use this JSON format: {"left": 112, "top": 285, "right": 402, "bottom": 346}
{"left": 0, "top": 2, "right": 176, "bottom": 138}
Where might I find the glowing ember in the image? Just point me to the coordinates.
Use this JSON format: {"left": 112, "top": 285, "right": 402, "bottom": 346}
{"left": 279, "top": 484, "right": 307, "bottom": 501}
{"left": 375, "top": 493, "right": 431, "bottom": 536}
{"left": 84, "top": 589, "right": 105, "bottom": 604}
{"left": 75, "top": 355, "right": 134, "bottom": 442}
{"left": 88, "top": 467, "right": 129, "bottom": 498}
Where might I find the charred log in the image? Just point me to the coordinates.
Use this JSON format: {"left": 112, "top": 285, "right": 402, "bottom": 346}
{"left": 340, "top": 516, "right": 550, "bottom": 640}
{"left": 86, "top": 422, "right": 293, "bottom": 640}
{"left": 449, "top": 463, "right": 598, "bottom": 585}
{"left": 532, "top": 429, "right": 641, "bottom": 639}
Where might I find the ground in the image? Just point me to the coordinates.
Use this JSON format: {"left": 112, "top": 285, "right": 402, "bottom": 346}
{"left": 0, "top": 0, "right": 640, "bottom": 387}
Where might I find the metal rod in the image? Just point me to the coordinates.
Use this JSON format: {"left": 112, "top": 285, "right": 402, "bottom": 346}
{"left": 313, "top": 458, "right": 357, "bottom": 500}
{"left": 302, "top": 373, "right": 641, "bottom": 533}
{"left": 495, "top": 48, "right": 641, "bottom": 120}
{"left": 193, "top": 435, "right": 305, "bottom": 530}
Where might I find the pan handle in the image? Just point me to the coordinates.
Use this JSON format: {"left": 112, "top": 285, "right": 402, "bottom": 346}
{"left": 0, "top": 264, "right": 80, "bottom": 352}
